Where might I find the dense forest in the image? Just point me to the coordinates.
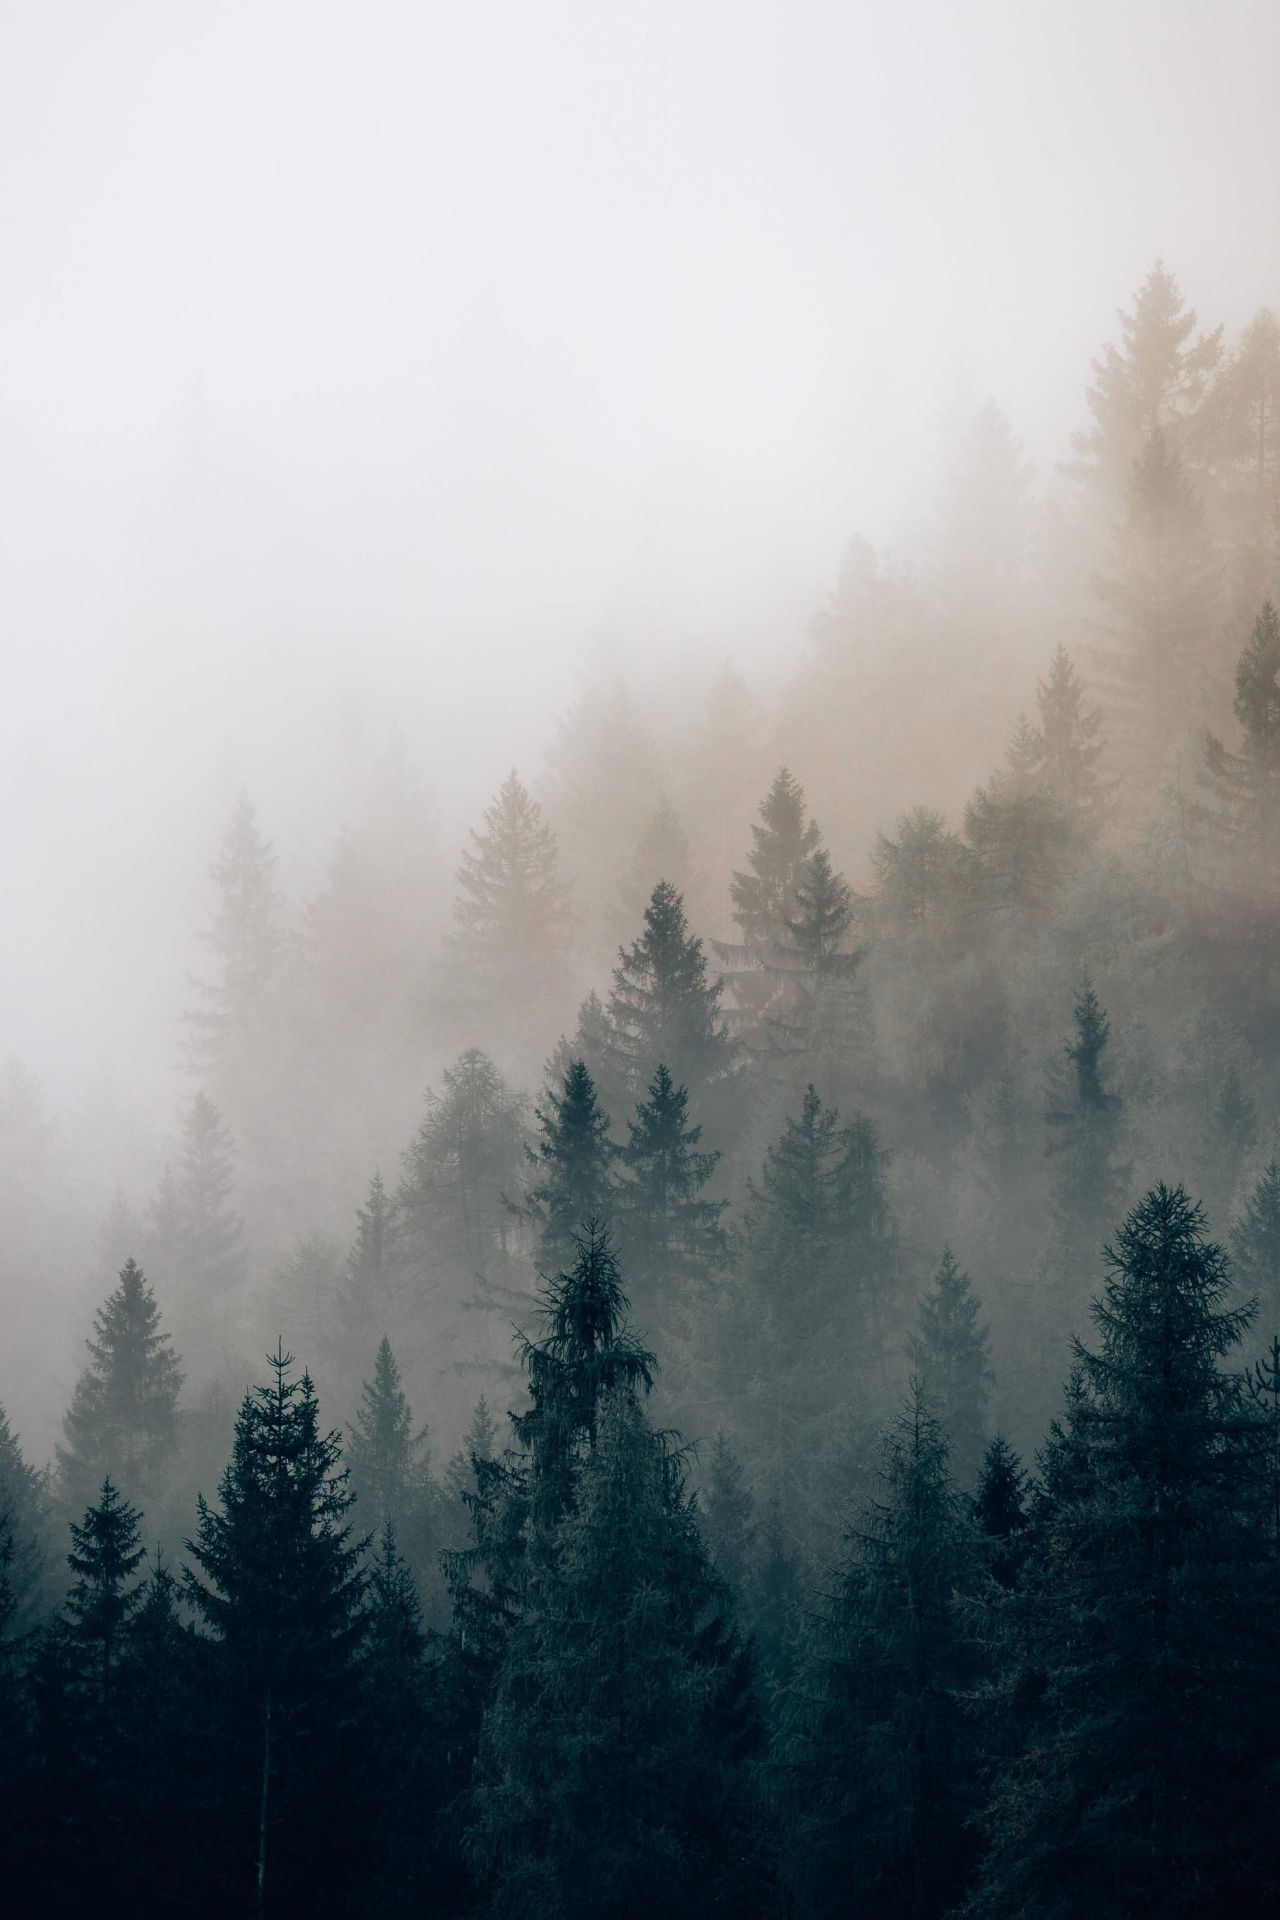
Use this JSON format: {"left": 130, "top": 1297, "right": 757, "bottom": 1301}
{"left": 5, "top": 262, "right": 1280, "bottom": 1916}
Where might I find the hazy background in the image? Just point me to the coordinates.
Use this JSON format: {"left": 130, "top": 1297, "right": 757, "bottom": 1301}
{"left": 3, "top": 0, "right": 1278, "bottom": 1112}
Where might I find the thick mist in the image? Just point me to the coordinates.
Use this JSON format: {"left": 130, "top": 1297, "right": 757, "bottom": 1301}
{"left": 5, "top": 9, "right": 1280, "bottom": 1916}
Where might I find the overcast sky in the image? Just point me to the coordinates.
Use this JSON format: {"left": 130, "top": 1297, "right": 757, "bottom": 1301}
{"left": 3, "top": 0, "right": 1278, "bottom": 1107}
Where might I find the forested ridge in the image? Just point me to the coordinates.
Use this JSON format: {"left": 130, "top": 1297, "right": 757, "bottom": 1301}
{"left": 5, "top": 262, "right": 1280, "bottom": 1915}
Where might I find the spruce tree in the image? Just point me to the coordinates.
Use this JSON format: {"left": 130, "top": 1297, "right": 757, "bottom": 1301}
{"left": 1201, "top": 307, "right": 1280, "bottom": 622}
{"left": 0, "top": 1400, "right": 55, "bottom": 1632}
{"left": 972, "top": 1185, "right": 1280, "bottom": 1919}
{"left": 963, "top": 714, "right": 1072, "bottom": 922}
{"left": 467, "top": 1384, "right": 771, "bottom": 1920}
{"left": 735, "top": 1086, "right": 896, "bottom": 1545}
{"left": 58, "top": 1258, "right": 183, "bottom": 1518}
{"left": 784, "top": 1385, "right": 981, "bottom": 1920}
{"left": 1203, "top": 602, "right": 1280, "bottom": 880}
{"left": 1030, "top": 644, "right": 1111, "bottom": 845}
{"left": 972, "top": 1433, "right": 1029, "bottom": 1590}
{"left": 151, "top": 1092, "right": 246, "bottom": 1367}
{"left": 1232, "top": 1158, "right": 1280, "bottom": 1336}
{"left": 605, "top": 879, "right": 734, "bottom": 1106}
{"left": 347, "top": 1336, "right": 440, "bottom": 1601}
{"left": 1072, "top": 260, "right": 1221, "bottom": 512}
{"left": 446, "top": 770, "right": 573, "bottom": 1061}
{"left": 335, "top": 1168, "right": 399, "bottom": 1360}
{"left": 398, "top": 1047, "right": 527, "bottom": 1294}
{"left": 871, "top": 805, "right": 969, "bottom": 941}
{"left": 754, "top": 848, "right": 868, "bottom": 1095}
{"left": 617, "top": 1063, "right": 726, "bottom": 1331}
{"left": 909, "top": 1247, "right": 991, "bottom": 1488}
{"left": 1093, "top": 426, "right": 1220, "bottom": 812}
{"left": 443, "top": 1395, "right": 499, "bottom": 1507}
{"left": 186, "top": 788, "right": 285, "bottom": 1079}
{"left": 522, "top": 1059, "right": 617, "bottom": 1269}
{"left": 729, "top": 767, "right": 821, "bottom": 945}
{"left": 184, "top": 1345, "right": 367, "bottom": 1914}
{"left": 1246, "top": 1336, "right": 1280, "bottom": 1555}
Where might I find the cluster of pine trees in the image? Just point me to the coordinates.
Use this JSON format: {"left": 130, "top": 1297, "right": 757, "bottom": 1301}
{"left": 5, "top": 260, "right": 1280, "bottom": 1913}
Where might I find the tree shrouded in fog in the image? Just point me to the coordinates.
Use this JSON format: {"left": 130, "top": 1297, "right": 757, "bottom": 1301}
{"left": 522, "top": 1059, "right": 617, "bottom": 1270}
{"left": 605, "top": 879, "right": 736, "bottom": 1119}
{"left": 973, "top": 1185, "right": 1279, "bottom": 1919}
{"left": 58, "top": 1259, "right": 182, "bottom": 1517}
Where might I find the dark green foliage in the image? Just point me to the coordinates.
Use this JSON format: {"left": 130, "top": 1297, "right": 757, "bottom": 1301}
{"left": 58, "top": 1259, "right": 183, "bottom": 1518}
{"left": 973, "top": 1185, "right": 1280, "bottom": 1918}
{"left": 184, "top": 1345, "right": 367, "bottom": 1914}
{"left": 973, "top": 1433, "right": 1029, "bottom": 1589}
{"left": 1246, "top": 1335, "right": 1280, "bottom": 1553}
{"left": 617, "top": 1063, "right": 726, "bottom": 1332}
{"left": 734, "top": 1090, "right": 896, "bottom": 1532}
{"left": 0, "top": 1400, "right": 55, "bottom": 1633}
{"left": 784, "top": 1385, "right": 981, "bottom": 1920}
{"left": 522, "top": 1059, "right": 617, "bottom": 1269}
{"left": 909, "top": 1247, "right": 991, "bottom": 1488}
{"left": 443, "top": 1393, "right": 499, "bottom": 1506}
{"left": 699, "top": 1427, "right": 758, "bottom": 1604}
{"left": 468, "top": 1385, "right": 772, "bottom": 1920}
{"left": 347, "top": 1336, "right": 441, "bottom": 1610}
{"left": 606, "top": 879, "right": 735, "bottom": 1104}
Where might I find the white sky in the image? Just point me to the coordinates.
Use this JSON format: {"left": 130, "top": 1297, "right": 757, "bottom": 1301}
{"left": 2, "top": 0, "right": 1278, "bottom": 1104}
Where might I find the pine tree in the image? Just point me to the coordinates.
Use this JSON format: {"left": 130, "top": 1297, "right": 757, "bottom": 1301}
{"left": 1231, "top": 1158, "right": 1280, "bottom": 1337}
{"left": 445, "top": 771, "right": 573, "bottom": 1061}
{"left": 963, "top": 714, "right": 1072, "bottom": 922}
{"left": 184, "top": 1345, "right": 367, "bottom": 1914}
{"left": 0, "top": 1400, "right": 55, "bottom": 1633}
{"left": 186, "top": 788, "right": 285, "bottom": 1079}
{"left": 1030, "top": 645, "right": 1111, "bottom": 844}
{"left": 151, "top": 1093, "right": 246, "bottom": 1365}
{"left": 1093, "top": 426, "right": 1221, "bottom": 812}
{"left": 58, "top": 1258, "right": 183, "bottom": 1517}
{"left": 347, "top": 1337, "right": 439, "bottom": 1599}
{"left": 522, "top": 1059, "right": 617, "bottom": 1270}
{"left": 1201, "top": 307, "right": 1280, "bottom": 622}
{"left": 871, "top": 805, "right": 969, "bottom": 941}
{"left": 784, "top": 1385, "right": 981, "bottom": 1920}
{"left": 754, "top": 848, "right": 868, "bottom": 1094}
{"left": 615, "top": 794, "right": 694, "bottom": 936}
{"left": 1203, "top": 602, "right": 1280, "bottom": 883}
{"left": 443, "top": 1395, "right": 499, "bottom": 1507}
{"left": 357, "top": 1521, "right": 436, "bottom": 1908}
{"left": 909, "top": 1247, "right": 991, "bottom": 1488}
{"left": 972, "top": 1185, "right": 1279, "bottom": 1919}
{"left": 398, "top": 1048, "right": 527, "bottom": 1294}
{"left": 729, "top": 768, "right": 821, "bottom": 945}
{"left": 699, "top": 1427, "right": 758, "bottom": 1603}
{"left": 1036, "top": 977, "right": 1128, "bottom": 1395}
{"left": 467, "top": 1384, "right": 772, "bottom": 1920}
{"left": 734, "top": 1087, "right": 896, "bottom": 1545}
{"left": 1072, "top": 261, "right": 1222, "bottom": 512}
{"left": 58, "top": 1478, "right": 147, "bottom": 1714}
{"left": 335, "top": 1168, "right": 398, "bottom": 1358}
{"left": 1246, "top": 1336, "right": 1280, "bottom": 1555}
{"left": 617, "top": 1064, "right": 726, "bottom": 1330}
{"left": 972, "top": 1433, "right": 1029, "bottom": 1590}
{"left": 605, "top": 880, "right": 734, "bottom": 1106}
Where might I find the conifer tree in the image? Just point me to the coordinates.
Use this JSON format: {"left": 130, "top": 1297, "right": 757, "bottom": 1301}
{"left": 0, "top": 1400, "right": 55, "bottom": 1632}
{"left": 909, "top": 1247, "right": 991, "bottom": 1488}
{"left": 1093, "top": 426, "right": 1220, "bottom": 811}
{"left": 152, "top": 1093, "right": 246, "bottom": 1357}
{"left": 753, "top": 848, "right": 869, "bottom": 1094}
{"left": 963, "top": 714, "right": 1072, "bottom": 921}
{"left": 735, "top": 1087, "right": 896, "bottom": 1543}
{"left": 357, "top": 1521, "right": 437, "bottom": 1906}
{"left": 522, "top": 1059, "right": 617, "bottom": 1269}
{"left": 729, "top": 767, "right": 821, "bottom": 944}
{"left": 467, "top": 1384, "right": 771, "bottom": 1920}
{"left": 605, "top": 879, "right": 734, "bottom": 1106}
{"left": 615, "top": 794, "right": 694, "bottom": 936}
{"left": 58, "top": 1258, "right": 183, "bottom": 1517}
{"left": 972, "top": 1185, "right": 1279, "bottom": 1918}
{"left": 185, "top": 1345, "right": 367, "bottom": 1914}
{"left": 972, "top": 1433, "right": 1029, "bottom": 1590}
{"left": 443, "top": 1394, "right": 499, "bottom": 1507}
{"left": 1231, "top": 1158, "right": 1280, "bottom": 1337}
{"left": 699, "top": 1427, "right": 758, "bottom": 1604}
{"left": 1246, "top": 1336, "right": 1280, "bottom": 1555}
{"left": 1201, "top": 307, "right": 1280, "bottom": 621}
{"left": 617, "top": 1064, "right": 726, "bottom": 1330}
{"left": 347, "top": 1336, "right": 440, "bottom": 1600}
{"left": 1030, "top": 645, "right": 1111, "bottom": 845}
{"left": 1072, "top": 261, "right": 1221, "bottom": 512}
{"left": 1204, "top": 601, "right": 1280, "bottom": 881}
{"left": 871, "top": 805, "right": 969, "bottom": 941}
{"left": 784, "top": 1385, "right": 981, "bottom": 1920}
{"left": 335, "top": 1168, "right": 398, "bottom": 1358}
{"left": 186, "top": 788, "right": 285, "bottom": 1079}
{"left": 446, "top": 771, "right": 572, "bottom": 1060}
{"left": 398, "top": 1048, "right": 527, "bottom": 1294}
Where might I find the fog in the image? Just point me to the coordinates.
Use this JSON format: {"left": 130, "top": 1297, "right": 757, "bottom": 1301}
{"left": 6, "top": 10, "right": 1280, "bottom": 1910}
{"left": 5, "top": 0, "right": 1275, "bottom": 1106}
